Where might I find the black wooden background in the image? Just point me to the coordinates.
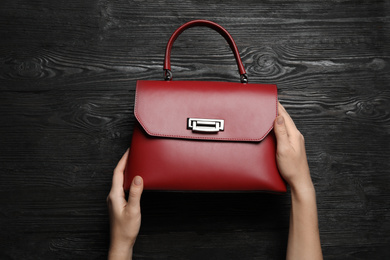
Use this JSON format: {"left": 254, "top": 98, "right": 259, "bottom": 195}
{"left": 1, "top": 1, "right": 389, "bottom": 259}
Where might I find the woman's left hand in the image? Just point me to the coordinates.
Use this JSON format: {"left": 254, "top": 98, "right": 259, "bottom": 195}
{"left": 107, "top": 149, "right": 143, "bottom": 260}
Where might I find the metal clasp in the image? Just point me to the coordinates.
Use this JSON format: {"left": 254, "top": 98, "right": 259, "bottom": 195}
{"left": 187, "top": 118, "right": 224, "bottom": 133}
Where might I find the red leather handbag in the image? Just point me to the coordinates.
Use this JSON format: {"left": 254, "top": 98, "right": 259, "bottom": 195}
{"left": 124, "top": 20, "right": 286, "bottom": 192}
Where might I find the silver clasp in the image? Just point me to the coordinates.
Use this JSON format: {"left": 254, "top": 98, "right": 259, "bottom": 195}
{"left": 187, "top": 118, "right": 224, "bottom": 133}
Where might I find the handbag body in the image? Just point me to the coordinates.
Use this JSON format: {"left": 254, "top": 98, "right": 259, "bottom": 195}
{"left": 124, "top": 20, "right": 286, "bottom": 192}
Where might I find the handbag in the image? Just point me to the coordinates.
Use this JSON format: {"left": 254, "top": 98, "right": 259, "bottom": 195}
{"left": 124, "top": 20, "right": 286, "bottom": 192}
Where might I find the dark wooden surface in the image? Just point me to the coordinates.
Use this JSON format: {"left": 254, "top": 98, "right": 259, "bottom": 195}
{"left": 1, "top": 1, "right": 389, "bottom": 259}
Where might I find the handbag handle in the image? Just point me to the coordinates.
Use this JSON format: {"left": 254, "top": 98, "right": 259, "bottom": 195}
{"left": 163, "top": 20, "right": 248, "bottom": 83}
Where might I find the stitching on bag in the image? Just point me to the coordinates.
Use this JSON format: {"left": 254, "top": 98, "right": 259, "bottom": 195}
{"left": 134, "top": 81, "right": 277, "bottom": 142}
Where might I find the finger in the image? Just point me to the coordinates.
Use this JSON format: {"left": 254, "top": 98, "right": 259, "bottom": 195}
{"left": 278, "top": 102, "right": 298, "bottom": 135}
{"left": 274, "top": 115, "right": 289, "bottom": 148}
{"left": 111, "top": 149, "right": 130, "bottom": 193}
{"left": 127, "top": 176, "right": 143, "bottom": 210}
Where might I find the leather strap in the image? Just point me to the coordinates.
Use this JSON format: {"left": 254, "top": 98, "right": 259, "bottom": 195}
{"left": 163, "top": 20, "right": 248, "bottom": 83}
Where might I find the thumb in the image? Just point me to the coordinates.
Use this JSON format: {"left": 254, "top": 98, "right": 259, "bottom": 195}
{"left": 127, "top": 176, "right": 143, "bottom": 209}
{"left": 274, "top": 116, "right": 289, "bottom": 146}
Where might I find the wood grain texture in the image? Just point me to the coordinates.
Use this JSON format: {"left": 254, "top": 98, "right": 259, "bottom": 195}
{"left": 1, "top": 0, "right": 389, "bottom": 259}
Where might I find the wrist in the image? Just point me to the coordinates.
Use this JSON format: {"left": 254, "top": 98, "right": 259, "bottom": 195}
{"left": 290, "top": 180, "right": 316, "bottom": 204}
{"left": 287, "top": 169, "right": 313, "bottom": 192}
{"left": 108, "top": 240, "right": 134, "bottom": 260}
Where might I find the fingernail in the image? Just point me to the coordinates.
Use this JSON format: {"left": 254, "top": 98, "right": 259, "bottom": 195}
{"left": 134, "top": 176, "right": 142, "bottom": 186}
{"left": 277, "top": 116, "right": 284, "bottom": 125}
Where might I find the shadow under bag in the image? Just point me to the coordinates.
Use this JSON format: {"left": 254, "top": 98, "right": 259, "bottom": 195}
{"left": 124, "top": 19, "right": 286, "bottom": 192}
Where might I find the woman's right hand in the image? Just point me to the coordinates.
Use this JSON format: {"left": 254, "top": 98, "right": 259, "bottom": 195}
{"left": 273, "top": 102, "right": 313, "bottom": 192}
{"left": 274, "top": 102, "right": 323, "bottom": 260}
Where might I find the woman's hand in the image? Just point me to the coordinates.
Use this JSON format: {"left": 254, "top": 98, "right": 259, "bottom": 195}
{"left": 274, "top": 102, "right": 313, "bottom": 192}
{"left": 107, "top": 149, "right": 143, "bottom": 260}
{"left": 274, "top": 102, "right": 323, "bottom": 260}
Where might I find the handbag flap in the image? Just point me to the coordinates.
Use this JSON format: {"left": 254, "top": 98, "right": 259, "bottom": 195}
{"left": 134, "top": 80, "right": 278, "bottom": 142}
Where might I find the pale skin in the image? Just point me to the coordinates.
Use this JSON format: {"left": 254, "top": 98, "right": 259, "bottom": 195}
{"left": 107, "top": 149, "right": 143, "bottom": 260}
{"left": 274, "top": 103, "right": 323, "bottom": 260}
{"left": 107, "top": 102, "right": 323, "bottom": 260}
